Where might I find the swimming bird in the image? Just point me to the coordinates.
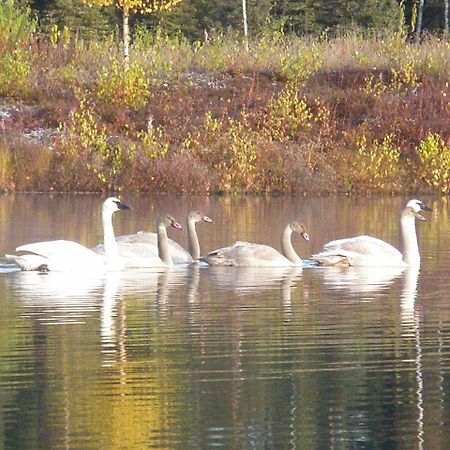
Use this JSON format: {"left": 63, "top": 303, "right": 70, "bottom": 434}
{"left": 199, "top": 220, "right": 309, "bottom": 267}
{"left": 6, "top": 197, "right": 130, "bottom": 272}
{"left": 310, "top": 199, "right": 432, "bottom": 267}
{"left": 93, "top": 210, "right": 209, "bottom": 265}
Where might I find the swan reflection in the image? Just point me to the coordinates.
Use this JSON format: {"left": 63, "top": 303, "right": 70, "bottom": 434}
{"left": 399, "top": 266, "right": 424, "bottom": 450}
{"left": 204, "top": 266, "right": 303, "bottom": 294}
{"left": 8, "top": 271, "right": 104, "bottom": 323}
{"left": 100, "top": 267, "right": 189, "bottom": 366}
{"left": 316, "top": 265, "right": 405, "bottom": 294}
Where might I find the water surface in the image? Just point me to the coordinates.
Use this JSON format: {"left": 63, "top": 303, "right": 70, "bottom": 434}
{"left": 0, "top": 194, "right": 449, "bottom": 449}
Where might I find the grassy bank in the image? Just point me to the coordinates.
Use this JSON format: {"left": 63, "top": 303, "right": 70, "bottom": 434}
{"left": 0, "top": 27, "right": 449, "bottom": 194}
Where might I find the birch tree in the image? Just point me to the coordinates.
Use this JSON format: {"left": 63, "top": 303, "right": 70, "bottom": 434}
{"left": 445, "top": 0, "right": 449, "bottom": 39}
{"left": 242, "top": 0, "right": 248, "bottom": 50}
{"left": 415, "top": 0, "right": 425, "bottom": 42}
{"left": 83, "top": 0, "right": 183, "bottom": 62}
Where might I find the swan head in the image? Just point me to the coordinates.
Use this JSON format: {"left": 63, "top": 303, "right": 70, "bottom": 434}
{"left": 158, "top": 213, "right": 183, "bottom": 230}
{"left": 406, "top": 199, "right": 432, "bottom": 213}
{"left": 103, "top": 197, "right": 131, "bottom": 213}
{"left": 403, "top": 206, "right": 428, "bottom": 222}
{"left": 290, "top": 221, "right": 310, "bottom": 241}
{"left": 188, "top": 210, "right": 213, "bottom": 224}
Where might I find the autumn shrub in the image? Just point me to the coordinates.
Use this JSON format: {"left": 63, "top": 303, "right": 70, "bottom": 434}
{"left": 95, "top": 59, "right": 150, "bottom": 110}
{"left": 415, "top": 132, "right": 450, "bottom": 193}
{"left": 133, "top": 27, "right": 194, "bottom": 80}
{"left": 59, "top": 98, "right": 118, "bottom": 189}
{"left": 263, "top": 83, "right": 314, "bottom": 141}
{"left": 0, "top": 49, "right": 32, "bottom": 97}
{"left": 349, "top": 134, "right": 402, "bottom": 191}
{"left": 389, "top": 60, "right": 420, "bottom": 91}
{"left": 0, "top": 0, "right": 37, "bottom": 50}
{"left": 280, "top": 43, "right": 323, "bottom": 83}
{"left": 196, "top": 112, "right": 258, "bottom": 192}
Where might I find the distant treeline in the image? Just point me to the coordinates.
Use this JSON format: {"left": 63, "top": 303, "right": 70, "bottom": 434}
{"left": 26, "top": 0, "right": 450, "bottom": 41}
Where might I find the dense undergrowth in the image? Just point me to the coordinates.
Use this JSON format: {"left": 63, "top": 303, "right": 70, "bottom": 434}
{"left": 0, "top": 9, "right": 449, "bottom": 194}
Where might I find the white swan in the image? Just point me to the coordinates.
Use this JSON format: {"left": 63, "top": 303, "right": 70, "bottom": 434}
{"left": 5, "top": 197, "right": 131, "bottom": 272}
{"left": 98, "top": 210, "right": 212, "bottom": 264}
{"left": 199, "top": 220, "right": 310, "bottom": 267}
{"left": 310, "top": 199, "right": 432, "bottom": 267}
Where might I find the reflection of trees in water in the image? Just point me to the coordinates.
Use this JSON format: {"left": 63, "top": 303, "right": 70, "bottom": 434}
{"left": 4, "top": 250, "right": 450, "bottom": 448}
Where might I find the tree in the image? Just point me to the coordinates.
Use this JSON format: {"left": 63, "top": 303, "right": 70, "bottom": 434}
{"left": 242, "top": 0, "right": 248, "bottom": 50}
{"left": 415, "top": 0, "right": 425, "bottom": 42}
{"left": 41, "top": 0, "right": 116, "bottom": 39}
{"left": 444, "top": 0, "right": 449, "bottom": 39}
{"left": 83, "top": 0, "right": 183, "bottom": 62}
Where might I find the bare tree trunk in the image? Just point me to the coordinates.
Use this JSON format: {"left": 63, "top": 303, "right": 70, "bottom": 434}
{"left": 123, "top": 8, "right": 130, "bottom": 64}
{"left": 415, "top": 0, "right": 425, "bottom": 43}
{"left": 242, "top": 0, "right": 249, "bottom": 51}
{"left": 445, "top": 0, "right": 449, "bottom": 40}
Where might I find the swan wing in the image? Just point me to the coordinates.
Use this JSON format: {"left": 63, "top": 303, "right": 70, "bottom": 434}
{"left": 94, "top": 232, "right": 192, "bottom": 264}
{"left": 16, "top": 240, "right": 103, "bottom": 271}
{"left": 201, "top": 241, "right": 291, "bottom": 267}
{"left": 17, "top": 240, "right": 98, "bottom": 260}
{"left": 116, "top": 242, "right": 166, "bottom": 268}
{"left": 313, "top": 235, "right": 404, "bottom": 266}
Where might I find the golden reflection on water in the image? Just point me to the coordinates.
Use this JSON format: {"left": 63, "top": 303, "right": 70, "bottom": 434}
{"left": 0, "top": 194, "right": 449, "bottom": 449}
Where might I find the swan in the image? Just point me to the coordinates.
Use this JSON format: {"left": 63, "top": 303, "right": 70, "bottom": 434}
{"left": 5, "top": 197, "right": 131, "bottom": 272}
{"left": 94, "top": 213, "right": 183, "bottom": 268}
{"left": 119, "top": 209, "right": 212, "bottom": 263}
{"left": 93, "top": 210, "right": 212, "bottom": 264}
{"left": 199, "top": 220, "right": 310, "bottom": 267}
{"left": 310, "top": 199, "right": 432, "bottom": 267}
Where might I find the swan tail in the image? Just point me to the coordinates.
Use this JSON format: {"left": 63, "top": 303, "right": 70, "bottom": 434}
{"left": 310, "top": 252, "right": 353, "bottom": 267}
{"left": 5, "top": 254, "right": 49, "bottom": 271}
{"left": 198, "top": 255, "right": 236, "bottom": 266}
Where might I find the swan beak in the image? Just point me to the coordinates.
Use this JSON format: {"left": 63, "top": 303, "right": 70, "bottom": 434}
{"left": 421, "top": 204, "right": 432, "bottom": 212}
{"left": 117, "top": 201, "right": 131, "bottom": 210}
{"left": 171, "top": 220, "right": 183, "bottom": 230}
{"left": 302, "top": 232, "right": 310, "bottom": 241}
{"left": 202, "top": 215, "right": 213, "bottom": 223}
{"left": 416, "top": 213, "right": 427, "bottom": 221}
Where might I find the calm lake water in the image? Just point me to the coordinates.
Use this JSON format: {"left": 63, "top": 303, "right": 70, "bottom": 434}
{"left": 0, "top": 194, "right": 449, "bottom": 449}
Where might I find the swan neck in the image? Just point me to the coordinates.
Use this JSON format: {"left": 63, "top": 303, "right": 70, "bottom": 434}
{"left": 157, "top": 223, "right": 171, "bottom": 265}
{"left": 401, "top": 211, "right": 420, "bottom": 266}
{"left": 187, "top": 218, "right": 199, "bottom": 261}
{"left": 281, "top": 225, "right": 302, "bottom": 264}
{"left": 103, "top": 208, "right": 120, "bottom": 265}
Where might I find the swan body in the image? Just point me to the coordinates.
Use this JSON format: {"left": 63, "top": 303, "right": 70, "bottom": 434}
{"left": 97, "top": 210, "right": 212, "bottom": 264}
{"left": 200, "top": 221, "right": 309, "bottom": 267}
{"left": 311, "top": 199, "right": 432, "bottom": 267}
{"left": 5, "top": 197, "right": 130, "bottom": 272}
{"left": 99, "top": 213, "right": 182, "bottom": 268}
